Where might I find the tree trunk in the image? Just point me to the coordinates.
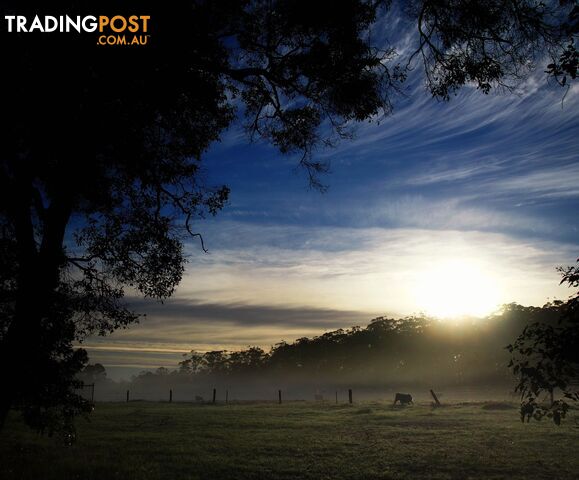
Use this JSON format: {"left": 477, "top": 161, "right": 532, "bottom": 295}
{"left": 0, "top": 181, "right": 72, "bottom": 430}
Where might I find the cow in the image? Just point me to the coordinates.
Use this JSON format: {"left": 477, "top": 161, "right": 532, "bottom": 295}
{"left": 393, "top": 393, "right": 413, "bottom": 406}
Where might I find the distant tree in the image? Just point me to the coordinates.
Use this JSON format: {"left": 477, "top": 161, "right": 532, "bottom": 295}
{"left": 228, "top": 347, "right": 269, "bottom": 374}
{"left": 178, "top": 351, "right": 205, "bottom": 375}
{"left": 1, "top": 0, "right": 576, "bottom": 437}
{"left": 79, "top": 363, "right": 107, "bottom": 384}
{"left": 200, "top": 351, "right": 231, "bottom": 376}
{"left": 133, "top": 371, "right": 155, "bottom": 383}
{"left": 507, "top": 260, "right": 579, "bottom": 424}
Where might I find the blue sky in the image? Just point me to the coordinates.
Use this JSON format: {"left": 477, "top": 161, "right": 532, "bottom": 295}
{"left": 84, "top": 21, "right": 579, "bottom": 380}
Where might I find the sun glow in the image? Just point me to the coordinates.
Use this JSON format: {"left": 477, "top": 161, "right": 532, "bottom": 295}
{"left": 414, "top": 259, "right": 501, "bottom": 319}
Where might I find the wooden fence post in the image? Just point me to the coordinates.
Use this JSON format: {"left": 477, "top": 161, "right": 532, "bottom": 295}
{"left": 212, "top": 388, "right": 216, "bottom": 404}
{"left": 348, "top": 389, "right": 353, "bottom": 404}
{"left": 335, "top": 391, "right": 338, "bottom": 404}
{"left": 90, "top": 383, "right": 95, "bottom": 402}
{"left": 430, "top": 389, "right": 441, "bottom": 406}
{"left": 278, "top": 389, "right": 282, "bottom": 404}
{"left": 169, "top": 389, "right": 173, "bottom": 403}
{"left": 126, "top": 390, "right": 130, "bottom": 403}
{"left": 226, "top": 390, "right": 229, "bottom": 404}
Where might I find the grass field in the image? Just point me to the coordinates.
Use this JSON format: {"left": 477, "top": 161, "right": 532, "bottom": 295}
{"left": 1, "top": 402, "right": 578, "bottom": 480}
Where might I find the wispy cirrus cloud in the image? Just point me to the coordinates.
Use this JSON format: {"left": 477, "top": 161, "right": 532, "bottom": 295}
{"left": 487, "top": 163, "right": 579, "bottom": 199}
{"left": 178, "top": 222, "right": 575, "bottom": 316}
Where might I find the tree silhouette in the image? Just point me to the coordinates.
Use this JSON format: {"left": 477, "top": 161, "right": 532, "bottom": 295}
{"left": 161, "top": 306, "right": 555, "bottom": 394}
{"left": 0, "top": 0, "right": 576, "bottom": 436}
{"left": 508, "top": 260, "right": 579, "bottom": 425}
{"left": 408, "top": 0, "right": 578, "bottom": 98}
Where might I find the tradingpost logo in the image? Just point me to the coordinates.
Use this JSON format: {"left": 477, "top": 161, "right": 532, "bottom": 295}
{"left": 4, "top": 15, "right": 151, "bottom": 46}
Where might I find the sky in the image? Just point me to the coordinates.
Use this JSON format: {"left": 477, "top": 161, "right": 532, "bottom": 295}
{"left": 83, "top": 16, "right": 579, "bottom": 380}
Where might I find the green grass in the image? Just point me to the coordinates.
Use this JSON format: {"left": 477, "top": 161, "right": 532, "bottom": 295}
{"left": 1, "top": 402, "right": 578, "bottom": 479}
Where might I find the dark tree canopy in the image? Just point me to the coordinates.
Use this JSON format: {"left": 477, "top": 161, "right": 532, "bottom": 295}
{"left": 0, "top": 0, "right": 576, "bottom": 438}
{"left": 408, "top": 0, "right": 578, "bottom": 97}
{"left": 508, "top": 260, "right": 579, "bottom": 425}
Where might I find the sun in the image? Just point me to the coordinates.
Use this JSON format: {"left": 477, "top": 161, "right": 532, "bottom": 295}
{"left": 414, "top": 259, "right": 501, "bottom": 319}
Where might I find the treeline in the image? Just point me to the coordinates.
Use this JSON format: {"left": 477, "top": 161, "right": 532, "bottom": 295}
{"left": 122, "top": 302, "right": 565, "bottom": 391}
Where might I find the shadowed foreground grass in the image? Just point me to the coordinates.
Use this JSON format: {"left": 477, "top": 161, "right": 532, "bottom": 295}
{"left": 1, "top": 402, "right": 578, "bottom": 480}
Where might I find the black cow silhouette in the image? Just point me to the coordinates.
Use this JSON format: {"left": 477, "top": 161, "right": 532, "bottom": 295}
{"left": 393, "top": 393, "right": 413, "bottom": 406}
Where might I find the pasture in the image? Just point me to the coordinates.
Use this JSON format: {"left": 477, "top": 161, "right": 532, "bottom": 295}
{"left": 1, "top": 401, "right": 578, "bottom": 479}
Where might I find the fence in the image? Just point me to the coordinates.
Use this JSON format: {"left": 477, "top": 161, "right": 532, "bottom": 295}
{"left": 77, "top": 386, "right": 362, "bottom": 404}
{"left": 75, "top": 384, "right": 520, "bottom": 404}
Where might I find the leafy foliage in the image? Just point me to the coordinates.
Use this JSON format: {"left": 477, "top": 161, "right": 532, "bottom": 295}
{"left": 546, "top": 42, "right": 579, "bottom": 87}
{"left": 407, "top": 0, "right": 578, "bottom": 98}
{"left": 507, "top": 260, "right": 579, "bottom": 425}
